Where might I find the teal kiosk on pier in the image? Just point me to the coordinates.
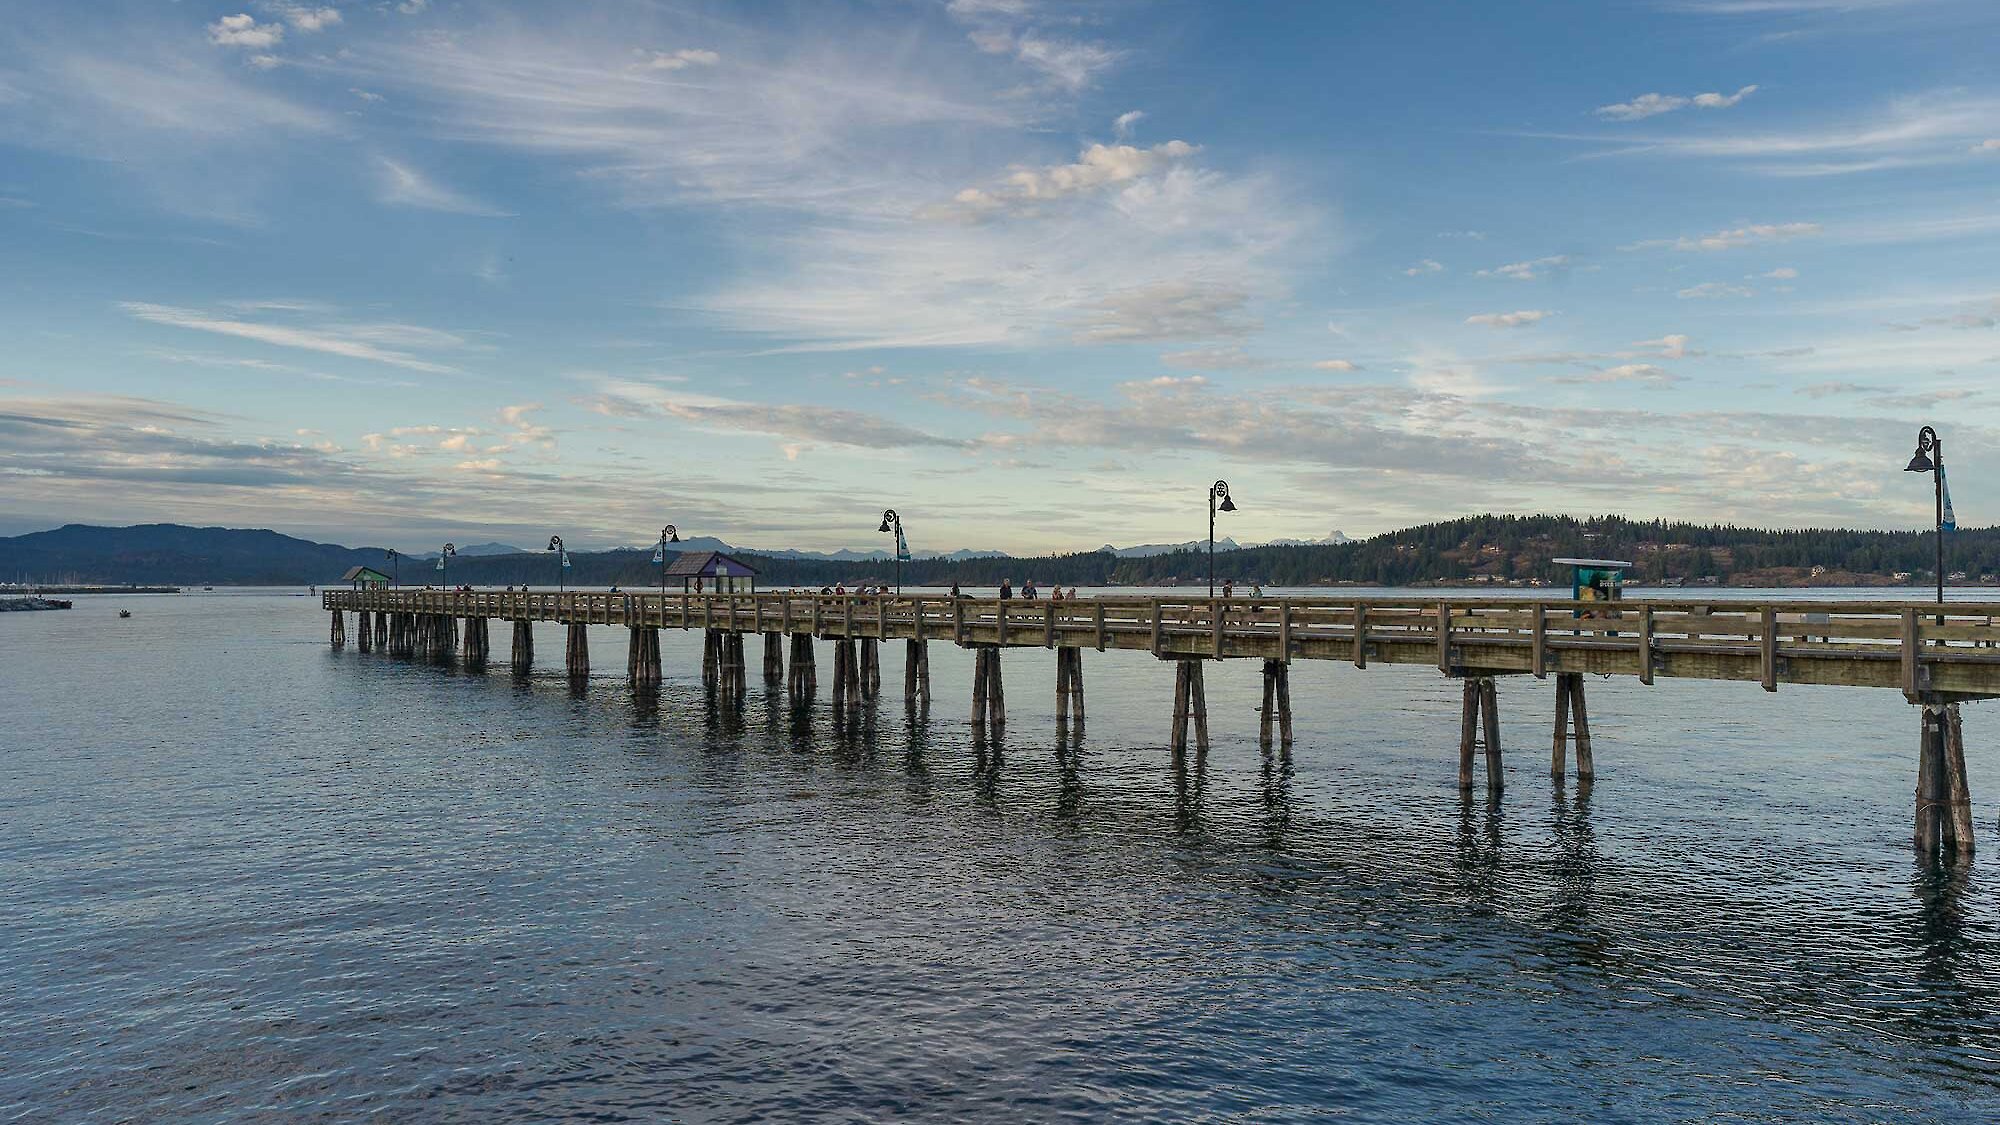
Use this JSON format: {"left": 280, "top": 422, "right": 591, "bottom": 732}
{"left": 1552, "top": 557, "right": 1631, "bottom": 616}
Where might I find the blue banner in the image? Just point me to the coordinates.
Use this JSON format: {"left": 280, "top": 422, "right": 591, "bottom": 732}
{"left": 895, "top": 525, "right": 910, "bottom": 562}
{"left": 1942, "top": 465, "right": 1957, "bottom": 531}
{"left": 561, "top": 550, "right": 572, "bottom": 569}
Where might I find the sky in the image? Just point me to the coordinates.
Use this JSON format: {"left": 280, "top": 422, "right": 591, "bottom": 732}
{"left": 3, "top": 0, "right": 1999, "bottom": 554}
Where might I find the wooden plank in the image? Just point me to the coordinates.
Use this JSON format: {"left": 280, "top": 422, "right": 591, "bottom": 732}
{"left": 1095, "top": 602, "right": 1106, "bottom": 652}
{"left": 1902, "top": 607, "right": 1919, "bottom": 697}
{"left": 996, "top": 599, "right": 1007, "bottom": 646}
{"left": 1531, "top": 603, "right": 1546, "bottom": 679}
{"left": 1353, "top": 604, "right": 1367, "bottom": 669}
{"left": 1045, "top": 602, "right": 1056, "bottom": 648}
{"left": 1436, "top": 602, "right": 1451, "bottom": 672}
{"left": 1278, "top": 601, "right": 1292, "bottom": 660}
{"left": 912, "top": 598, "right": 924, "bottom": 642}
{"left": 877, "top": 596, "right": 886, "bottom": 640}
{"left": 1761, "top": 605, "right": 1778, "bottom": 692}
{"left": 1152, "top": 602, "right": 1164, "bottom": 656}
{"left": 1637, "top": 603, "right": 1654, "bottom": 686}
{"left": 1213, "top": 599, "right": 1225, "bottom": 659}
{"left": 953, "top": 597, "right": 965, "bottom": 644}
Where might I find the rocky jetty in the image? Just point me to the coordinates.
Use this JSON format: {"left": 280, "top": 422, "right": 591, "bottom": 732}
{"left": 0, "top": 597, "right": 72, "bottom": 612}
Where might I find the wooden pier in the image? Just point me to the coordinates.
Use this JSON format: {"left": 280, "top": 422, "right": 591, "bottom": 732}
{"left": 324, "top": 589, "right": 1996, "bottom": 860}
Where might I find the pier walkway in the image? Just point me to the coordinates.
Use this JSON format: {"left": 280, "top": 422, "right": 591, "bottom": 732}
{"left": 323, "top": 589, "right": 1996, "bottom": 859}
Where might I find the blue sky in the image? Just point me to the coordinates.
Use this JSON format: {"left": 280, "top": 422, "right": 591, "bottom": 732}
{"left": 3, "top": 0, "right": 1998, "bottom": 554}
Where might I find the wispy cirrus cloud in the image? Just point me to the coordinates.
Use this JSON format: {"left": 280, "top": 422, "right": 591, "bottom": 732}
{"left": 1596, "top": 85, "right": 1758, "bottom": 121}
{"left": 120, "top": 302, "right": 465, "bottom": 373}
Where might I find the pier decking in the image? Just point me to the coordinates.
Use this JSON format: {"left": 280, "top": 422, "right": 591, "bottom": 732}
{"left": 323, "top": 589, "right": 1995, "bottom": 859}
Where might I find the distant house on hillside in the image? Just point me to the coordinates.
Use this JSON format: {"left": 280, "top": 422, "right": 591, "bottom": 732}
{"left": 339, "top": 565, "right": 392, "bottom": 589}
{"left": 663, "top": 550, "right": 759, "bottom": 594}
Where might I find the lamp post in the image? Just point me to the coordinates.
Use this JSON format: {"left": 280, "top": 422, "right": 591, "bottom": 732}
{"left": 437, "top": 542, "right": 456, "bottom": 587}
{"left": 547, "top": 535, "right": 565, "bottom": 593}
{"left": 1208, "top": 480, "right": 1236, "bottom": 597}
{"left": 657, "top": 524, "right": 680, "bottom": 599}
{"left": 1905, "top": 425, "right": 1945, "bottom": 606}
{"left": 386, "top": 548, "right": 399, "bottom": 588}
{"left": 878, "top": 509, "right": 904, "bottom": 594}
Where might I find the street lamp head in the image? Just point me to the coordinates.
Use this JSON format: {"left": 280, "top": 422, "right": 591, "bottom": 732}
{"left": 663, "top": 525, "right": 679, "bottom": 543}
{"left": 879, "top": 508, "right": 898, "bottom": 534}
{"left": 1907, "top": 425, "right": 1939, "bottom": 473}
{"left": 1218, "top": 494, "right": 1237, "bottom": 513}
{"left": 546, "top": 535, "right": 562, "bottom": 552}
{"left": 385, "top": 548, "right": 397, "bottom": 559}
{"left": 1211, "top": 480, "right": 1235, "bottom": 511}
{"left": 442, "top": 543, "right": 455, "bottom": 557}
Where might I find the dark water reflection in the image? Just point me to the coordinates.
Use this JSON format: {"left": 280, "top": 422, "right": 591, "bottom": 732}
{"left": 6, "top": 592, "right": 2000, "bottom": 1122}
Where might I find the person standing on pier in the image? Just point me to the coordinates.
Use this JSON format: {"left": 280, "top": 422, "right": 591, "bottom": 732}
{"left": 949, "top": 581, "right": 962, "bottom": 599}
{"left": 999, "top": 578, "right": 1013, "bottom": 600}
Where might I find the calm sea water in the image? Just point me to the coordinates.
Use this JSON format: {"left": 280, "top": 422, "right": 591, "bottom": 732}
{"left": 6, "top": 588, "right": 2000, "bottom": 1123}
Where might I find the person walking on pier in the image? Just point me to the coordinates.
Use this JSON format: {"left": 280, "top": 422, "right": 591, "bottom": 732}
{"left": 999, "top": 578, "right": 1013, "bottom": 600}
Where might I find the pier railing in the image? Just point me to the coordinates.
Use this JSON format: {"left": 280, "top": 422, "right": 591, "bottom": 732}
{"left": 324, "top": 590, "right": 2000, "bottom": 698}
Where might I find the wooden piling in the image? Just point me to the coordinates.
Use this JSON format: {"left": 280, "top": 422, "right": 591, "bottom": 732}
{"left": 1917, "top": 701, "right": 1946, "bottom": 854}
{"left": 1168, "top": 659, "right": 1209, "bottom": 755}
{"left": 511, "top": 619, "right": 534, "bottom": 674}
{"left": 629, "top": 626, "right": 661, "bottom": 686}
{"left": 356, "top": 610, "right": 372, "bottom": 652}
{"left": 373, "top": 610, "right": 387, "bottom": 650}
{"left": 905, "top": 639, "right": 931, "bottom": 708}
{"left": 1056, "top": 646, "right": 1085, "bottom": 726}
{"left": 1552, "top": 672, "right": 1592, "bottom": 781}
{"left": 565, "top": 623, "right": 589, "bottom": 678}
{"left": 764, "top": 632, "right": 783, "bottom": 684}
{"left": 860, "top": 638, "right": 880, "bottom": 700}
{"left": 462, "top": 616, "right": 488, "bottom": 667}
{"left": 788, "top": 633, "right": 817, "bottom": 696}
{"left": 970, "top": 646, "right": 1003, "bottom": 728}
{"left": 1943, "top": 702, "right": 1975, "bottom": 857}
{"left": 1479, "top": 675, "right": 1502, "bottom": 795}
{"left": 1258, "top": 658, "right": 1291, "bottom": 748}
{"left": 329, "top": 609, "right": 345, "bottom": 650}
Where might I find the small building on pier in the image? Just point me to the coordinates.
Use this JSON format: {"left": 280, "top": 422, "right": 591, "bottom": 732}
{"left": 663, "top": 550, "right": 760, "bottom": 594}
{"left": 339, "top": 565, "right": 393, "bottom": 590}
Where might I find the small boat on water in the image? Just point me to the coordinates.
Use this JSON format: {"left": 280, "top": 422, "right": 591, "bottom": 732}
{"left": 118, "top": 609, "right": 132, "bottom": 618}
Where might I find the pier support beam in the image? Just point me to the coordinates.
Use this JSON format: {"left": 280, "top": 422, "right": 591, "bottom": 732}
{"left": 1916, "top": 699, "right": 1975, "bottom": 859}
{"left": 330, "top": 609, "right": 346, "bottom": 650}
{"left": 1457, "top": 676, "right": 1502, "bottom": 793}
{"left": 788, "top": 633, "right": 817, "bottom": 696}
{"left": 720, "top": 632, "right": 746, "bottom": 702}
{"left": 628, "top": 626, "right": 661, "bottom": 686}
{"left": 1169, "top": 659, "right": 1209, "bottom": 755}
{"left": 859, "top": 638, "right": 880, "bottom": 701}
{"left": 511, "top": 620, "right": 533, "bottom": 675}
{"left": 1056, "top": 646, "right": 1085, "bottom": 726}
{"left": 1258, "top": 658, "right": 1291, "bottom": 749}
{"left": 971, "top": 646, "right": 1005, "bottom": 729}
{"left": 702, "top": 629, "right": 720, "bottom": 691}
{"left": 764, "top": 632, "right": 783, "bottom": 685}
{"left": 461, "top": 616, "right": 488, "bottom": 667}
{"left": 904, "top": 639, "right": 931, "bottom": 708}
{"left": 831, "top": 638, "right": 862, "bottom": 709}
{"left": 564, "top": 623, "right": 589, "bottom": 679}
{"left": 373, "top": 610, "right": 387, "bottom": 651}
{"left": 1551, "top": 672, "right": 1593, "bottom": 782}
{"left": 356, "top": 610, "right": 372, "bottom": 653}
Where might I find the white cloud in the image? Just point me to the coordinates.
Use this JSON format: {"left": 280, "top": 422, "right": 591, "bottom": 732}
{"left": 1161, "top": 345, "right": 1260, "bottom": 369}
{"left": 1466, "top": 310, "right": 1552, "bottom": 328}
{"left": 1596, "top": 85, "right": 1756, "bottom": 120}
{"left": 275, "top": 6, "right": 342, "bottom": 33}
{"left": 1693, "top": 85, "right": 1758, "bottom": 109}
{"left": 1973, "top": 139, "right": 2000, "bottom": 152}
{"left": 208, "top": 14, "right": 284, "bottom": 50}
{"left": 632, "top": 48, "right": 720, "bottom": 71}
{"left": 1631, "top": 221, "right": 1821, "bottom": 251}
{"left": 1403, "top": 258, "right": 1445, "bottom": 276}
{"left": 1074, "top": 281, "right": 1257, "bottom": 344}
{"left": 1012, "top": 35, "right": 1120, "bottom": 92}
{"left": 940, "top": 140, "right": 1199, "bottom": 218}
{"left": 375, "top": 157, "right": 511, "bottom": 217}
{"left": 1476, "top": 254, "right": 1570, "bottom": 281}
{"left": 1113, "top": 110, "right": 1145, "bottom": 138}
{"left": 1763, "top": 266, "right": 1800, "bottom": 279}
{"left": 1635, "top": 333, "right": 1697, "bottom": 359}
{"left": 1312, "top": 359, "right": 1361, "bottom": 372}
{"left": 121, "top": 302, "right": 462, "bottom": 373}
{"left": 350, "top": 88, "right": 383, "bottom": 103}
{"left": 1678, "top": 281, "right": 1755, "bottom": 299}
{"left": 1550, "top": 363, "right": 1684, "bottom": 388}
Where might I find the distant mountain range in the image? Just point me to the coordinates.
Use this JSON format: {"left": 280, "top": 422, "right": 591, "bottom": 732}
{"left": 1101, "top": 531, "right": 1352, "bottom": 557}
{"left": 7, "top": 518, "right": 1980, "bottom": 589}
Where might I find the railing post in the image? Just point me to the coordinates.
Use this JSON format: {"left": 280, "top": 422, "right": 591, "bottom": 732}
{"left": 1436, "top": 602, "right": 1451, "bottom": 672}
{"left": 1531, "top": 603, "right": 1546, "bottom": 678}
{"left": 1761, "top": 605, "right": 1779, "bottom": 692}
{"left": 1637, "top": 603, "right": 1654, "bottom": 686}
